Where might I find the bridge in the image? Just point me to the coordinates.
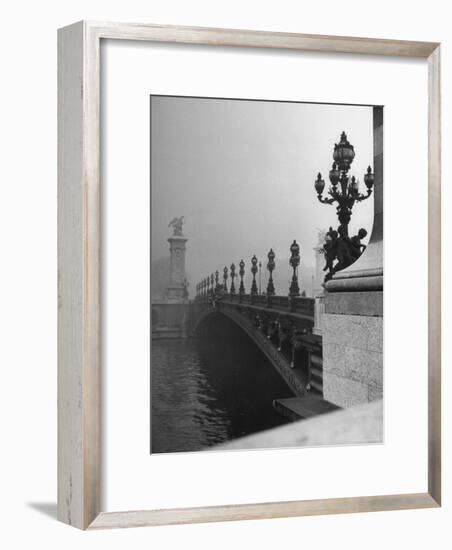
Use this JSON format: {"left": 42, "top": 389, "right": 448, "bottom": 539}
{"left": 153, "top": 118, "right": 383, "bottom": 416}
{"left": 190, "top": 280, "right": 323, "bottom": 399}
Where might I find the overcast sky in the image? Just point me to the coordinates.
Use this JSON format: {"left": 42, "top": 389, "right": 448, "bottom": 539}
{"left": 151, "top": 96, "right": 374, "bottom": 292}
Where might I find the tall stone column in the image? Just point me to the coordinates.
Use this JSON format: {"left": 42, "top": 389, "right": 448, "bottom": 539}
{"left": 322, "top": 107, "right": 383, "bottom": 408}
{"left": 152, "top": 219, "right": 189, "bottom": 339}
{"left": 166, "top": 235, "right": 188, "bottom": 303}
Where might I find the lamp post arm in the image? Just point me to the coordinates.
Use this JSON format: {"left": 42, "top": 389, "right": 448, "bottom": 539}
{"left": 356, "top": 189, "right": 373, "bottom": 202}
{"left": 317, "top": 194, "right": 335, "bottom": 205}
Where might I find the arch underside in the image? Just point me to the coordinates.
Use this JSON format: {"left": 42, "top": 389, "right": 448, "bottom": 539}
{"left": 193, "top": 306, "right": 307, "bottom": 397}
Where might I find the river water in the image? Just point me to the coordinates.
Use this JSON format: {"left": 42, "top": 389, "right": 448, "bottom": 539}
{"left": 151, "top": 317, "right": 293, "bottom": 453}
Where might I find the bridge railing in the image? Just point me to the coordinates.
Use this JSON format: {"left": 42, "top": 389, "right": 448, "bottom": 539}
{"left": 268, "top": 295, "right": 289, "bottom": 309}
{"left": 193, "top": 291, "right": 314, "bottom": 319}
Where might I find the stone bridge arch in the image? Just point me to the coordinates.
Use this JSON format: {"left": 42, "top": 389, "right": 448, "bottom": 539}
{"left": 192, "top": 304, "right": 307, "bottom": 397}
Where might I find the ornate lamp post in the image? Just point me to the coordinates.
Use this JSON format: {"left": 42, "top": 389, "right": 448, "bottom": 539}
{"left": 266, "top": 248, "right": 276, "bottom": 296}
{"left": 215, "top": 269, "right": 220, "bottom": 292}
{"left": 315, "top": 131, "right": 374, "bottom": 238}
{"left": 250, "top": 255, "right": 258, "bottom": 296}
{"left": 230, "top": 263, "right": 236, "bottom": 296}
{"left": 258, "top": 261, "right": 262, "bottom": 294}
{"left": 223, "top": 266, "right": 228, "bottom": 293}
{"left": 289, "top": 240, "right": 300, "bottom": 297}
{"left": 239, "top": 259, "right": 245, "bottom": 297}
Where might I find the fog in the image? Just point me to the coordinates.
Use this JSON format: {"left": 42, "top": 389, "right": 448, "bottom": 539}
{"left": 151, "top": 96, "right": 374, "bottom": 297}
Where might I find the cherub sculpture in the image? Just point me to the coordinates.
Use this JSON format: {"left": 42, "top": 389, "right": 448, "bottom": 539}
{"left": 323, "top": 226, "right": 368, "bottom": 283}
{"left": 168, "top": 216, "right": 184, "bottom": 236}
{"left": 350, "top": 228, "right": 368, "bottom": 261}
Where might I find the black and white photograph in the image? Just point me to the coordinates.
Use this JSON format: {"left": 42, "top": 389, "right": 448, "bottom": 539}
{"left": 150, "top": 95, "right": 383, "bottom": 454}
{"left": 3, "top": 4, "right": 445, "bottom": 543}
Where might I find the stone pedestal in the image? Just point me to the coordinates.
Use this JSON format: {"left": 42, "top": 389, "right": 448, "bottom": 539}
{"left": 152, "top": 301, "right": 190, "bottom": 339}
{"left": 166, "top": 235, "right": 188, "bottom": 303}
{"left": 321, "top": 107, "right": 383, "bottom": 408}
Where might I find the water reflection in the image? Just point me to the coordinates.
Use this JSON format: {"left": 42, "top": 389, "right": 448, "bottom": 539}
{"left": 151, "top": 316, "right": 294, "bottom": 453}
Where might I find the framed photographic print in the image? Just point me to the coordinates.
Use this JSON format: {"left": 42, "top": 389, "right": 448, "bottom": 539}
{"left": 58, "top": 21, "right": 441, "bottom": 529}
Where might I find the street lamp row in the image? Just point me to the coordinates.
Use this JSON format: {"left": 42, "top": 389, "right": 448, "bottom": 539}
{"left": 196, "top": 131, "right": 374, "bottom": 296}
{"left": 195, "top": 243, "right": 303, "bottom": 299}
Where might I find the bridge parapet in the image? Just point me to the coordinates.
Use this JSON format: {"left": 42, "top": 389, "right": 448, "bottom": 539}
{"left": 195, "top": 292, "right": 314, "bottom": 318}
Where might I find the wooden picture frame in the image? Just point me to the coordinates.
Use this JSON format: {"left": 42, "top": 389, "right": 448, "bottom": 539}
{"left": 58, "top": 21, "right": 441, "bottom": 530}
